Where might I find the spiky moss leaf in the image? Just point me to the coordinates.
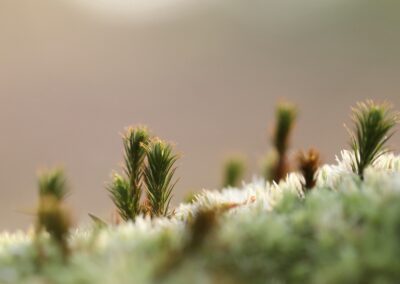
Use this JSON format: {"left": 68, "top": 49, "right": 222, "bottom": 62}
{"left": 107, "top": 174, "right": 134, "bottom": 221}
{"left": 38, "top": 168, "right": 68, "bottom": 201}
{"left": 108, "top": 126, "right": 150, "bottom": 222}
{"left": 123, "top": 127, "right": 150, "bottom": 178}
{"left": 349, "top": 100, "right": 399, "bottom": 179}
{"left": 143, "top": 139, "right": 178, "bottom": 217}
{"left": 122, "top": 126, "right": 150, "bottom": 215}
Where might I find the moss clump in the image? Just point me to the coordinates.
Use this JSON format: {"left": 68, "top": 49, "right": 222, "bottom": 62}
{"left": 0, "top": 100, "right": 399, "bottom": 283}
{"left": 2, "top": 155, "right": 400, "bottom": 283}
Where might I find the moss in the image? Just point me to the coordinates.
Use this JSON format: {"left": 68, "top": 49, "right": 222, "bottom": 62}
{"left": 1, "top": 100, "right": 399, "bottom": 283}
{"left": 2, "top": 155, "right": 400, "bottom": 283}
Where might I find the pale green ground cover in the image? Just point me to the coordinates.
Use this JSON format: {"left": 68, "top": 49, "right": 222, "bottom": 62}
{"left": 1, "top": 151, "right": 400, "bottom": 284}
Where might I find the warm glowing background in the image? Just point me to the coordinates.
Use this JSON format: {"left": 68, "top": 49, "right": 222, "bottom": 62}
{"left": 1, "top": 0, "right": 399, "bottom": 230}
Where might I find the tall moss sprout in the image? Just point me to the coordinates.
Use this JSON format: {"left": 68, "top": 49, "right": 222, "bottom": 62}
{"left": 263, "top": 102, "right": 297, "bottom": 182}
{"left": 108, "top": 126, "right": 150, "bottom": 221}
{"left": 222, "top": 156, "right": 246, "bottom": 188}
{"left": 36, "top": 168, "right": 71, "bottom": 261}
{"left": 143, "top": 139, "right": 179, "bottom": 217}
{"left": 348, "top": 101, "right": 399, "bottom": 179}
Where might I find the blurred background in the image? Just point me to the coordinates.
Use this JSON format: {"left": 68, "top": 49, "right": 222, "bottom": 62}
{"left": 1, "top": 0, "right": 399, "bottom": 230}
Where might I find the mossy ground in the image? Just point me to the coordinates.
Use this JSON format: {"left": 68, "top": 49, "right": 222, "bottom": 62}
{"left": 1, "top": 152, "right": 400, "bottom": 284}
